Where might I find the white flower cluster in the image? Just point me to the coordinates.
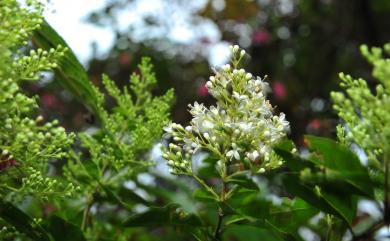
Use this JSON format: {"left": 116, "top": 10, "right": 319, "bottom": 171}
{"left": 162, "top": 45, "right": 289, "bottom": 175}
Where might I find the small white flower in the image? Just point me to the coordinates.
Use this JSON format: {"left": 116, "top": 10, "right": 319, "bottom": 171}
{"left": 222, "top": 64, "right": 231, "bottom": 71}
{"left": 185, "top": 126, "right": 193, "bottom": 132}
{"left": 247, "top": 150, "right": 259, "bottom": 161}
{"left": 226, "top": 149, "right": 240, "bottom": 160}
{"left": 233, "top": 45, "right": 239, "bottom": 53}
{"left": 278, "top": 113, "right": 290, "bottom": 132}
{"left": 210, "top": 106, "right": 219, "bottom": 116}
{"left": 226, "top": 143, "right": 240, "bottom": 160}
{"left": 239, "top": 122, "right": 253, "bottom": 132}
{"left": 202, "top": 119, "right": 215, "bottom": 130}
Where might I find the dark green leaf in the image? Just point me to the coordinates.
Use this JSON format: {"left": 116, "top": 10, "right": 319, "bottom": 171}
{"left": 267, "top": 198, "right": 318, "bottom": 233}
{"left": 282, "top": 174, "right": 357, "bottom": 225}
{"left": 32, "top": 20, "right": 101, "bottom": 117}
{"left": 305, "top": 135, "right": 374, "bottom": 197}
{"left": 44, "top": 215, "right": 86, "bottom": 241}
{"left": 122, "top": 203, "right": 203, "bottom": 227}
{"left": 222, "top": 225, "right": 284, "bottom": 241}
{"left": 226, "top": 171, "right": 259, "bottom": 191}
{"left": 0, "top": 201, "right": 51, "bottom": 241}
{"left": 193, "top": 188, "right": 218, "bottom": 203}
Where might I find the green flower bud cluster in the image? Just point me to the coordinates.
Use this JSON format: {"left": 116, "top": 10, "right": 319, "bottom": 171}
{"left": 65, "top": 57, "right": 174, "bottom": 192}
{"left": 0, "top": 0, "right": 76, "bottom": 201}
{"left": 162, "top": 45, "right": 289, "bottom": 175}
{"left": 0, "top": 0, "right": 43, "bottom": 50}
{"left": 17, "top": 167, "right": 78, "bottom": 202}
{"left": 331, "top": 43, "right": 390, "bottom": 170}
{"left": 13, "top": 46, "right": 67, "bottom": 80}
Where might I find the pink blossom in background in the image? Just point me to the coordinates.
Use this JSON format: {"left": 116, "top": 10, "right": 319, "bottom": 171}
{"left": 252, "top": 30, "right": 272, "bottom": 45}
{"left": 309, "top": 119, "right": 321, "bottom": 130}
{"left": 197, "top": 83, "right": 209, "bottom": 97}
{"left": 41, "top": 94, "right": 57, "bottom": 108}
{"left": 272, "top": 81, "right": 287, "bottom": 100}
{"left": 119, "top": 52, "right": 131, "bottom": 66}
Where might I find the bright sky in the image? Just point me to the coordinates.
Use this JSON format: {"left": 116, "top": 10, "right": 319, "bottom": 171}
{"left": 44, "top": 0, "right": 115, "bottom": 65}
{"left": 44, "top": 0, "right": 230, "bottom": 67}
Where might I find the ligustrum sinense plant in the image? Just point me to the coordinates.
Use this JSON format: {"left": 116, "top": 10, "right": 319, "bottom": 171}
{"left": 330, "top": 44, "right": 390, "bottom": 233}
{"left": 331, "top": 44, "right": 390, "bottom": 197}
{"left": 63, "top": 58, "right": 174, "bottom": 240}
{"left": 0, "top": 0, "right": 76, "bottom": 202}
{"left": 162, "top": 45, "right": 290, "bottom": 240}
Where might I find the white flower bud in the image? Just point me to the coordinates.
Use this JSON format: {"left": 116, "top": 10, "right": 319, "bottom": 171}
{"left": 240, "top": 49, "right": 246, "bottom": 57}
{"left": 203, "top": 133, "right": 210, "bottom": 139}
{"left": 36, "top": 115, "right": 44, "bottom": 122}
{"left": 258, "top": 168, "right": 266, "bottom": 173}
{"left": 221, "top": 64, "right": 231, "bottom": 71}
{"left": 185, "top": 126, "right": 193, "bottom": 132}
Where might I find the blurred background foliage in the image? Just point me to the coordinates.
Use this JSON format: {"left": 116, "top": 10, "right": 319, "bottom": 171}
{"left": 30, "top": 0, "right": 390, "bottom": 147}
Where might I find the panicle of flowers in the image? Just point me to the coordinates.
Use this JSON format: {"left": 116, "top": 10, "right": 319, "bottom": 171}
{"left": 331, "top": 43, "right": 390, "bottom": 170}
{"left": 0, "top": 0, "right": 76, "bottom": 201}
{"left": 162, "top": 45, "right": 290, "bottom": 175}
{"left": 65, "top": 57, "right": 174, "bottom": 192}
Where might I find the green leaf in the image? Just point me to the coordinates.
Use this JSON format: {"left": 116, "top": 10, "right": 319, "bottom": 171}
{"left": 197, "top": 154, "right": 220, "bottom": 178}
{"left": 122, "top": 203, "right": 203, "bottom": 227}
{"left": 305, "top": 135, "right": 374, "bottom": 197}
{"left": 222, "top": 225, "right": 284, "bottom": 241}
{"left": 193, "top": 188, "right": 219, "bottom": 203}
{"left": 0, "top": 201, "right": 51, "bottom": 241}
{"left": 44, "top": 215, "right": 86, "bottom": 241}
{"left": 117, "top": 185, "right": 150, "bottom": 206}
{"left": 32, "top": 20, "right": 101, "bottom": 117}
{"left": 274, "top": 148, "right": 313, "bottom": 172}
{"left": 226, "top": 171, "right": 259, "bottom": 191}
{"left": 282, "top": 174, "right": 357, "bottom": 225}
{"left": 267, "top": 198, "right": 318, "bottom": 233}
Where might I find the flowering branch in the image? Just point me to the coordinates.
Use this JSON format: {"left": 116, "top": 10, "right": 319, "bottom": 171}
{"left": 162, "top": 45, "right": 290, "bottom": 237}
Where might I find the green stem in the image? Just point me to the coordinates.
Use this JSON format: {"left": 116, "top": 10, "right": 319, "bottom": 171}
{"left": 214, "top": 161, "right": 228, "bottom": 241}
{"left": 193, "top": 175, "right": 219, "bottom": 200}
{"left": 81, "top": 194, "right": 93, "bottom": 230}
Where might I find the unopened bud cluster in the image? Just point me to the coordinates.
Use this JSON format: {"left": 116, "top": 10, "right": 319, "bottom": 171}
{"left": 13, "top": 45, "right": 67, "bottom": 80}
{"left": 163, "top": 45, "right": 289, "bottom": 175}
{"left": 21, "top": 167, "right": 78, "bottom": 201}
{"left": 0, "top": 0, "right": 43, "bottom": 50}
{"left": 0, "top": 0, "right": 77, "bottom": 201}
{"left": 331, "top": 44, "right": 390, "bottom": 169}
